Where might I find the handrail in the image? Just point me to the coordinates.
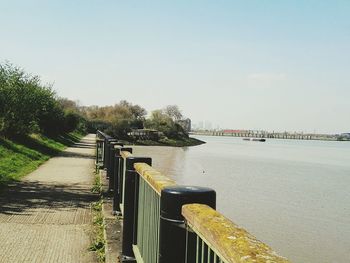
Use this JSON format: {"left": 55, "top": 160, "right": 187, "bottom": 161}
{"left": 182, "top": 204, "right": 290, "bottom": 263}
{"left": 134, "top": 163, "right": 176, "bottom": 195}
{"left": 96, "top": 130, "right": 113, "bottom": 140}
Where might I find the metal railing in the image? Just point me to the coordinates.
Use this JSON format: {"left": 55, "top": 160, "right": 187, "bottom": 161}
{"left": 182, "top": 204, "right": 289, "bottom": 263}
{"left": 133, "top": 163, "right": 176, "bottom": 263}
{"left": 134, "top": 166, "right": 161, "bottom": 263}
{"left": 95, "top": 131, "right": 291, "bottom": 263}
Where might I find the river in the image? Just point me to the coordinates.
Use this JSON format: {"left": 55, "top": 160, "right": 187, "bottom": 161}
{"left": 132, "top": 135, "right": 350, "bottom": 263}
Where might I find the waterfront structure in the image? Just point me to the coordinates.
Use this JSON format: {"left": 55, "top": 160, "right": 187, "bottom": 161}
{"left": 128, "top": 129, "right": 162, "bottom": 140}
{"left": 192, "top": 129, "right": 339, "bottom": 141}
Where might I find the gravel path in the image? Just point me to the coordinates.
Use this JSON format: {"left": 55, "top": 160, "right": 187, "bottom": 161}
{"left": 0, "top": 134, "right": 97, "bottom": 263}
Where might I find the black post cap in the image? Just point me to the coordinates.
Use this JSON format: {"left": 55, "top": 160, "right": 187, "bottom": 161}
{"left": 121, "top": 147, "right": 133, "bottom": 154}
{"left": 109, "top": 141, "right": 122, "bottom": 146}
{"left": 160, "top": 186, "right": 216, "bottom": 221}
{"left": 125, "top": 157, "right": 152, "bottom": 171}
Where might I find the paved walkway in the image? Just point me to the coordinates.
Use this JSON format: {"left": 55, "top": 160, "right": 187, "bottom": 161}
{"left": 0, "top": 134, "right": 97, "bottom": 263}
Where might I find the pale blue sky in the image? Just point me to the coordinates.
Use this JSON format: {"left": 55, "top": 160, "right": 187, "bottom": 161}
{"left": 1, "top": 1, "right": 349, "bottom": 133}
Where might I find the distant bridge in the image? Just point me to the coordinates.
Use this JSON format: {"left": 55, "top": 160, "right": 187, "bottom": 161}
{"left": 191, "top": 130, "right": 338, "bottom": 141}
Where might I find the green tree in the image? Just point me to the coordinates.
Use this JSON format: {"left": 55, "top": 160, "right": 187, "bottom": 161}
{"left": 163, "top": 105, "right": 183, "bottom": 121}
{"left": 0, "top": 62, "right": 82, "bottom": 137}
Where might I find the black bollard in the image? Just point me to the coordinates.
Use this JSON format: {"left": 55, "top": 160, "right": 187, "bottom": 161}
{"left": 121, "top": 156, "right": 151, "bottom": 263}
{"left": 159, "top": 186, "right": 216, "bottom": 263}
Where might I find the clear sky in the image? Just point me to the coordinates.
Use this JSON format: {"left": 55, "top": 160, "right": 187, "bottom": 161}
{"left": 1, "top": 1, "right": 349, "bottom": 133}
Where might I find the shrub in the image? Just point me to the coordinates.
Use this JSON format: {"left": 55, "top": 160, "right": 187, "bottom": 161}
{"left": 0, "top": 62, "right": 85, "bottom": 137}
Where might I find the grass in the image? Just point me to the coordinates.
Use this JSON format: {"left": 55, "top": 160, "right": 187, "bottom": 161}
{"left": 91, "top": 173, "right": 103, "bottom": 194}
{"left": 90, "top": 174, "right": 106, "bottom": 262}
{"left": 0, "top": 131, "right": 84, "bottom": 186}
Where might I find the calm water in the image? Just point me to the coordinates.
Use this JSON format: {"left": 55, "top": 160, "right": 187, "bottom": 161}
{"left": 133, "top": 136, "right": 350, "bottom": 263}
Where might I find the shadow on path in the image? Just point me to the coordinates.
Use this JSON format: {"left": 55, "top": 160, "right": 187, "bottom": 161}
{"left": 0, "top": 180, "right": 97, "bottom": 216}
{"left": 59, "top": 151, "right": 95, "bottom": 159}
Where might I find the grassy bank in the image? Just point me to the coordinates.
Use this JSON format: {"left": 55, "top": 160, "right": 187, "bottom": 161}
{"left": 134, "top": 137, "right": 205, "bottom": 147}
{"left": 0, "top": 132, "right": 84, "bottom": 186}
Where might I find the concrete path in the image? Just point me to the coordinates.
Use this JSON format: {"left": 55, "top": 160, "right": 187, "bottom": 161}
{"left": 0, "top": 134, "right": 97, "bottom": 263}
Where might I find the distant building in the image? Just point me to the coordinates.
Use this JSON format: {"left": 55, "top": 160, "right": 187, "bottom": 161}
{"left": 128, "top": 129, "right": 162, "bottom": 140}
{"left": 177, "top": 118, "right": 191, "bottom": 132}
{"left": 197, "top": 121, "right": 204, "bottom": 130}
{"left": 204, "top": 121, "right": 212, "bottom": 130}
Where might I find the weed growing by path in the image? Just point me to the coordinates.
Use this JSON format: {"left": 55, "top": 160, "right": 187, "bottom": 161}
{"left": 90, "top": 174, "right": 106, "bottom": 262}
{"left": 91, "top": 174, "right": 102, "bottom": 194}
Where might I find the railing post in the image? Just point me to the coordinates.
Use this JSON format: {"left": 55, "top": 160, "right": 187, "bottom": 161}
{"left": 104, "top": 138, "right": 117, "bottom": 172}
{"left": 107, "top": 142, "right": 123, "bottom": 191}
{"left": 118, "top": 147, "right": 133, "bottom": 210}
{"left": 159, "top": 186, "right": 216, "bottom": 263}
{"left": 121, "top": 157, "right": 152, "bottom": 263}
{"left": 103, "top": 138, "right": 108, "bottom": 168}
{"left": 95, "top": 135, "right": 99, "bottom": 167}
{"left": 112, "top": 145, "right": 123, "bottom": 214}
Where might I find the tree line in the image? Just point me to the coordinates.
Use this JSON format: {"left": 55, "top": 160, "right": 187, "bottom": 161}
{"left": 0, "top": 62, "right": 85, "bottom": 137}
{"left": 81, "top": 102, "right": 188, "bottom": 140}
{"left": 0, "top": 62, "right": 188, "bottom": 141}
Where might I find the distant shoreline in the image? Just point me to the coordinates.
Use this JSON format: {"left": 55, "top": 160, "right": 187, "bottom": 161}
{"left": 125, "top": 137, "right": 206, "bottom": 147}
{"left": 192, "top": 132, "right": 350, "bottom": 142}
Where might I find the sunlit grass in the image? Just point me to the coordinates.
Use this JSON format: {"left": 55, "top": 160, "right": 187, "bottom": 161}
{"left": 0, "top": 132, "right": 84, "bottom": 186}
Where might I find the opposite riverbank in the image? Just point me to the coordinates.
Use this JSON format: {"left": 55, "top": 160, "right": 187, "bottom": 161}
{"left": 134, "top": 137, "right": 205, "bottom": 147}
{"left": 114, "top": 136, "right": 205, "bottom": 147}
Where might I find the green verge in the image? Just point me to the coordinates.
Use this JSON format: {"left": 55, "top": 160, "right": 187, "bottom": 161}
{"left": 90, "top": 173, "right": 106, "bottom": 262}
{"left": 0, "top": 131, "right": 84, "bottom": 186}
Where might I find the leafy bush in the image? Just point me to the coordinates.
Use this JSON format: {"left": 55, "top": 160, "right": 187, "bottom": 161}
{"left": 144, "top": 109, "right": 188, "bottom": 139}
{"left": 0, "top": 62, "right": 85, "bottom": 137}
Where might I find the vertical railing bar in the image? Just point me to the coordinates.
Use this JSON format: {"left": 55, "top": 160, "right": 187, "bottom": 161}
{"left": 151, "top": 185, "right": 155, "bottom": 262}
{"left": 138, "top": 177, "right": 144, "bottom": 256}
{"left": 201, "top": 239, "right": 205, "bottom": 263}
{"left": 156, "top": 194, "right": 160, "bottom": 263}
{"left": 144, "top": 181, "right": 148, "bottom": 261}
{"left": 140, "top": 177, "right": 144, "bottom": 258}
{"left": 149, "top": 185, "right": 152, "bottom": 263}
{"left": 151, "top": 189, "right": 155, "bottom": 262}
{"left": 122, "top": 157, "right": 126, "bottom": 205}
{"left": 196, "top": 235, "right": 199, "bottom": 263}
{"left": 185, "top": 225, "right": 189, "bottom": 263}
{"left": 146, "top": 182, "right": 151, "bottom": 262}
{"left": 143, "top": 178, "right": 146, "bottom": 257}
{"left": 146, "top": 182, "right": 150, "bottom": 262}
